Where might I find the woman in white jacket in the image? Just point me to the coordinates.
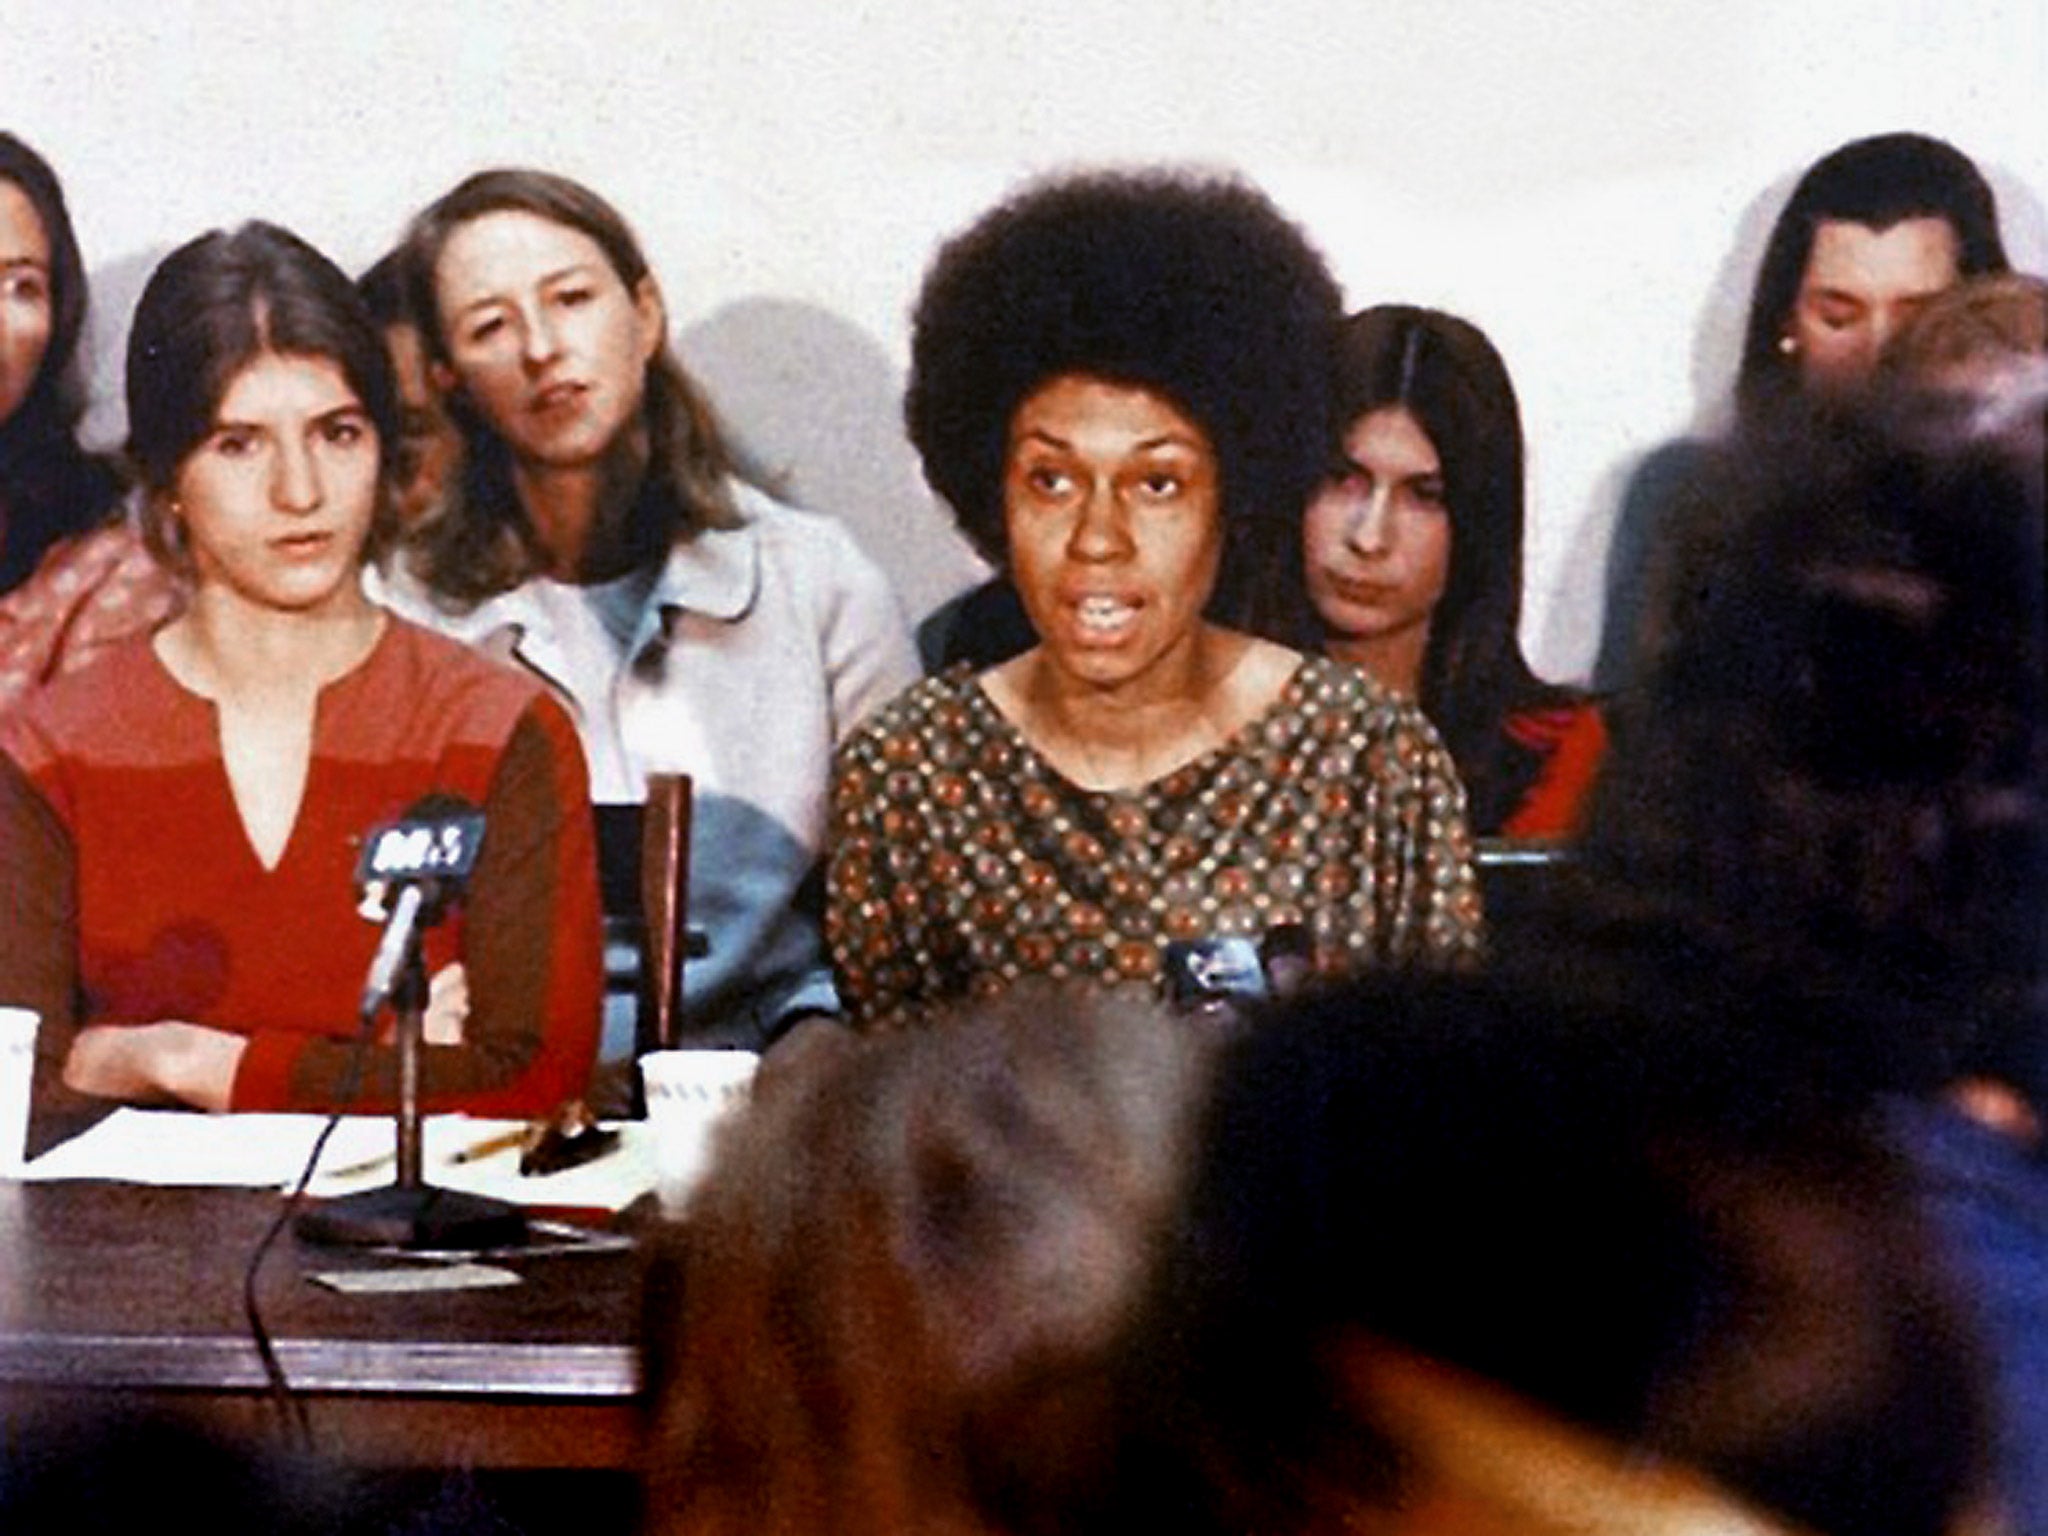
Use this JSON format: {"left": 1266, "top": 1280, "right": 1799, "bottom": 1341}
{"left": 393, "top": 168, "right": 916, "bottom": 1049}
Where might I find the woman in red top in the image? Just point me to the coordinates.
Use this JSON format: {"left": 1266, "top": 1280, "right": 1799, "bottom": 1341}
{"left": 0, "top": 222, "right": 601, "bottom": 1140}
{"left": 1292, "top": 305, "right": 1603, "bottom": 839}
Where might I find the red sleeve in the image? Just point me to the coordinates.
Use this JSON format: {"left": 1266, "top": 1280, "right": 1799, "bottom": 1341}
{"left": 230, "top": 700, "right": 603, "bottom": 1115}
{"left": 1500, "top": 704, "right": 1609, "bottom": 841}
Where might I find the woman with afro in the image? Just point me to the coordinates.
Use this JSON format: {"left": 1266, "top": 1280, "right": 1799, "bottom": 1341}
{"left": 827, "top": 169, "right": 1482, "bottom": 1029}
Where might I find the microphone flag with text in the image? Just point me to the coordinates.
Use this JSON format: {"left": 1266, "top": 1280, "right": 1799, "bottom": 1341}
{"left": 297, "top": 791, "right": 528, "bottom": 1250}
{"left": 355, "top": 793, "right": 486, "bottom": 1021}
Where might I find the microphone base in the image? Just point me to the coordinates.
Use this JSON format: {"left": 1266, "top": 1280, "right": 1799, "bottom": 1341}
{"left": 294, "top": 1182, "right": 530, "bottom": 1250}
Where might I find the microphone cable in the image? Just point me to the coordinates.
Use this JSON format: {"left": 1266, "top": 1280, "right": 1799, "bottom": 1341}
{"left": 236, "top": 798, "right": 482, "bottom": 1445}
{"left": 239, "top": 1009, "right": 377, "bottom": 1450}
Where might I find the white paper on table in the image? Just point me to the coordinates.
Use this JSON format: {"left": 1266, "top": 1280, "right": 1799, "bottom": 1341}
{"left": 17, "top": 1108, "right": 657, "bottom": 1212}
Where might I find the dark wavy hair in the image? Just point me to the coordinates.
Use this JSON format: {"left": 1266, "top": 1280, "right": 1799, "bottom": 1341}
{"left": 401, "top": 168, "right": 738, "bottom": 606}
{"left": 1735, "top": 132, "right": 2007, "bottom": 429}
{"left": 904, "top": 168, "right": 1342, "bottom": 629}
{"left": 0, "top": 132, "right": 121, "bottom": 590}
{"left": 125, "top": 221, "right": 403, "bottom": 573}
{"left": 1303, "top": 306, "right": 1583, "bottom": 833}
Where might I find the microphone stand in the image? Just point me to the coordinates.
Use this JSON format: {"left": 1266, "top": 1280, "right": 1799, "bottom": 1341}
{"left": 295, "top": 911, "right": 529, "bottom": 1250}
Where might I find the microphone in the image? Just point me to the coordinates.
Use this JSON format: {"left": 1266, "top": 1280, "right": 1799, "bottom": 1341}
{"left": 301, "top": 792, "right": 527, "bottom": 1250}
{"left": 355, "top": 794, "right": 487, "bottom": 1020}
{"left": 360, "top": 883, "right": 428, "bottom": 1021}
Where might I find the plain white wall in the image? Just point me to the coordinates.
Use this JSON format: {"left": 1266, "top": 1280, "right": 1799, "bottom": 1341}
{"left": 7, "top": 0, "right": 2043, "bottom": 675}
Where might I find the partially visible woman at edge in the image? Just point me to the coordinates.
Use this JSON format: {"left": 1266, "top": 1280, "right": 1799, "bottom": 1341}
{"left": 0, "top": 132, "right": 121, "bottom": 595}
{"left": 391, "top": 169, "right": 916, "bottom": 1051}
{"left": 829, "top": 170, "right": 1482, "bottom": 1032}
{"left": 1596, "top": 130, "right": 2008, "bottom": 694}
{"left": 0, "top": 132, "right": 166, "bottom": 722}
{"left": 0, "top": 222, "right": 602, "bottom": 1147}
{"left": 1290, "top": 305, "right": 1604, "bottom": 839}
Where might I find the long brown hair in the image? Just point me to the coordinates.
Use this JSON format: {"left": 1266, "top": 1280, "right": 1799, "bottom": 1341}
{"left": 400, "top": 168, "right": 738, "bottom": 606}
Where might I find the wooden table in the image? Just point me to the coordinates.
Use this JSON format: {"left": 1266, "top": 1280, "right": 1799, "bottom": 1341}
{"left": 0, "top": 1181, "right": 649, "bottom": 1468}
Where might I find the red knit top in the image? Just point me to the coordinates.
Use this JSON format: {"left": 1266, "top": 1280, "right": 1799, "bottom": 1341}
{"left": 0, "top": 618, "right": 602, "bottom": 1133}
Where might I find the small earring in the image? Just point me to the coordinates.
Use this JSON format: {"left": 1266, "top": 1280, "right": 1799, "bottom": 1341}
{"left": 153, "top": 496, "right": 189, "bottom": 557}
{"left": 1777, "top": 334, "right": 1798, "bottom": 357}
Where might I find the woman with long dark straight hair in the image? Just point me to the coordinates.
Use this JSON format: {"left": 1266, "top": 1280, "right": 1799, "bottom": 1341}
{"left": 1294, "top": 305, "right": 1603, "bottom": 838}
{"left": 1596, "top": 131, "right": 2009, "bottom": 694}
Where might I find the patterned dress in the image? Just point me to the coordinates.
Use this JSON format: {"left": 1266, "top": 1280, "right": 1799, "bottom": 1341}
{"left": 828, "top": 655, "right": 1482, "bottom": 1028}
{"left": 0, "top": 522, "right": 180, "bottom": 720}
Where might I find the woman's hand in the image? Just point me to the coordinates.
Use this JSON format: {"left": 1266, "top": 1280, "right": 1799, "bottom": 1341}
{"left": 63, "top": 968, "right": 468, "bottom": 1115}
{"left": 423, "top": 962, "right": 470, "bottom": 1046}
{"left": 63, "top": 1022, "right": 248, "bottom": 1112}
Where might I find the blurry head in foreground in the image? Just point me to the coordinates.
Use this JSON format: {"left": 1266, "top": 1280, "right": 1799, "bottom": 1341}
{"left": 1111, "top": 969, "right": 1994, "bottom": 1536}
{"left": 1573, "top": 396, "right": 2046, "bottom": 1109}
{"left": 642, "top": 982, "right": 1217, "bottom": 1536}
{"left": 1882, "top": 269, "right": 2048, "bottom": 464}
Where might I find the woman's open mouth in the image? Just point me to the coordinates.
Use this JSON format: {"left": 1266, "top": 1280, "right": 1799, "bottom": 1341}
{"left": 1072, "top": 593, "right": 1140, "bottom": 640}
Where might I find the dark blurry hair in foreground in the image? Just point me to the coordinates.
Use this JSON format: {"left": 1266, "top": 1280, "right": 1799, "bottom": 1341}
{"left": 1561, "top": 394, "right": 2046, "bottom": 1107}
{"left": 1108, "top": 969, "right": 1993, "bottom": 1536}
{"left": 641, "top": 983, "right": 1219, "bottom": 1536}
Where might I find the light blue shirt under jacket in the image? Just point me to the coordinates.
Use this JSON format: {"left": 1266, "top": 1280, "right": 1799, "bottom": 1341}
{"left": 381, "top": 482, "right": 918, "bottom": 1047}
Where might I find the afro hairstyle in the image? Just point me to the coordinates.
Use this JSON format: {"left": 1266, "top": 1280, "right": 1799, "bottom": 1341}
{"left": 904, "top": 168, "right": 1342, "bottom": 624}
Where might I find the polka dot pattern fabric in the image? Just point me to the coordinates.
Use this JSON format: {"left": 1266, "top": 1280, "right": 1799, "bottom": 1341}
{"left": 828, "top": 656, "right": 1483, "bottom": 1028}
{"left": 0, "top": 522, "right": 180, "bottom": 719}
